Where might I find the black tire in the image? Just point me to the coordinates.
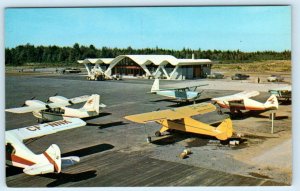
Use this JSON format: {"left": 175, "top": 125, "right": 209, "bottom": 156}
{"left": 155, "top": 131, "right": 162, "bottom": 137}
{"left": 146, "top": 136, "right": 152, "bottom": 143}
{"left": 37, "top": 118, "right": 43, "bottom": 123}
{"left": 220, "top": 139, "right": 229, "bottom": 145}
{"left": 217, "top": 110, "right": 223, "bottom": 115}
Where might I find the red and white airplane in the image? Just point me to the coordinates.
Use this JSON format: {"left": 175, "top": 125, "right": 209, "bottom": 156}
{"left": 6, "top": 118, "right": 86, "bottom": 175}
{"left": 211, "top": 91, "right": 278, "bottom": 115}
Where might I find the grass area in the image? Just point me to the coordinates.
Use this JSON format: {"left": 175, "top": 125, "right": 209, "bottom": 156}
{"left": 212, "top": 60, "right": 291, "bottom": 73}
{"left": 5, "top": 62, "right": 82, "bottom": 69}
{"left": 5, "top": 63, "right": 84, "bottom": 72}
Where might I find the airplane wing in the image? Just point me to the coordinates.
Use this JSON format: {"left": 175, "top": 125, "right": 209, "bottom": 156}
{"left": 186, "top": 84, "right": 208, "bottom": 89}
{"left": 125, "top": 103, "right": 216, "bottom": 123}
{"left": 212, "top": 91, "right": 259, "bottom": 102}
{"left": 5, "top": 102, "right": 69, "bottom": 114}
{"left": 5, "top": 106, "right": 47, "bottom": 114}
{"left": 69, "top": 95, "right": 90, "bottom": 104}
{"left": 49, "top": 95, "right": 90, "bottom": 104}
{"left": 159, "top": 84, "right": 208, "bottom": 91}
{"left": 5, "top": 95, "right": 92, "bottom": 114}
{"left": 6, "top": 118, "right": 86, "bottom": 141}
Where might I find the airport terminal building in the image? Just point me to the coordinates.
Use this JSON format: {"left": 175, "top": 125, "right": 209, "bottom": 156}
{"left": 78, "top": 55, "right": 212, "bottom": 80}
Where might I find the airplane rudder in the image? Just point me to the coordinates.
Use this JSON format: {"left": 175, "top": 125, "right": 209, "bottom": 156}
{"left": 94, "top": 94, "right": 100, "bottom": 113}
{"left": 216, "top": 118, "right": 233, "bottom": 140}
{"left": 44, "top": 144, "right": 62, "bottom": 173}
{"left": 151, "top": 79, "right": 160, "bottom": 93}
{"left": 265, "top": 94, "right": 278, "bottom": 108}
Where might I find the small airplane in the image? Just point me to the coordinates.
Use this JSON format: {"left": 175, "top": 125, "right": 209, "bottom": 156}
{"left": 125, "top": 103, "right": 233, "bottom": 142}
{"left": 150, "top": 79, "right": 208, "bottom": 103}
{"left": 6, "top": 118, "right": 86, "bottom": 175}
{"left": 211, "top": 91, "right": 279, "bottom": 116}
{"left": 6, "top": 94, "right": 106, "bottom": 122}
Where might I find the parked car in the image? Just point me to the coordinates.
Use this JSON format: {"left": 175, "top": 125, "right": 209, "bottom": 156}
{"left": 231, "top": 73, "right": 250, "bottom": 80}
{"left": 267, "top": 75, "right": 284, "bottom": 82}
{"left": 207, "top": 73, "right": 224, "bottom": 79}
{"left": 64, "top": 68, "right": 81, "bottom": 73}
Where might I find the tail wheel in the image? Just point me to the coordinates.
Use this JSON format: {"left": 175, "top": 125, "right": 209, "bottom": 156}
{"left": 37, "top": 118, "right": 43, "bottom": 123}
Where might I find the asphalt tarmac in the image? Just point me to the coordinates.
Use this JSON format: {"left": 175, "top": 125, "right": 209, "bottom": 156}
{"left": 5, "top": 73, "right": 291, "bottom": 187}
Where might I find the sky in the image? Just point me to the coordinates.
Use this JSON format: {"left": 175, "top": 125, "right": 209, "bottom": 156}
{"left": 5, "top": 6, "right": 291, "bottom": 51}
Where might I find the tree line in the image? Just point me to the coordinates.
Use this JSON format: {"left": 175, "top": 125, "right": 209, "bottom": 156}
{"left": 5, "top": 43, "right": 291, "bottom": 66}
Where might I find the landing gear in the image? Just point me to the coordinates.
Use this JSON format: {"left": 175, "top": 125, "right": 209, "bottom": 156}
{"left": 229, "top": 109, "right": 243, "bottom": 119}
{"left": 217, "top": 108, "right": 223, "bottom": 115}
{"left": 146, "top": 136, "right": 152, "bottom": 143}
{"left": 155, "top": 131, "right": 162, "bottom": 137}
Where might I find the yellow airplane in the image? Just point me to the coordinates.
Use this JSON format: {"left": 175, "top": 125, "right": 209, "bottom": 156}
{"left": 125, "top": 103, "right": 233, "bottom": 142}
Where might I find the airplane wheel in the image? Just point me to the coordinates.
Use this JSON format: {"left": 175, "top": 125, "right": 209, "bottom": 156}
{"left": 155, "top": 131, "right": 162, "bottom": 137}
{"left": 167, "top": 129, "right": 175, "bottom": 134}
{"left": 220, "top": 140, "right": 229, "bottom": 145}
{"left": 146, "top": 136, "right": 152, "bottom": 143}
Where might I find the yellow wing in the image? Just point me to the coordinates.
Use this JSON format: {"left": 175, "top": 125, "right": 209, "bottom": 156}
{"left": 124, "top": 103, "right": 216, "bottom": 123}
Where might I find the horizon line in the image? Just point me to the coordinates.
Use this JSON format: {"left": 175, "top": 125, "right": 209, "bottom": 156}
{"left": 5, "top": 43, "right": 291, "bottom": 53}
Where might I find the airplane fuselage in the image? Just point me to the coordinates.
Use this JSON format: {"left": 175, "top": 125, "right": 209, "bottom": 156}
{"left": 215, "top": 98, "right": 277, "bottom": 111}
{"left": 32, "top": 108, "right": 99, "bottom": 122}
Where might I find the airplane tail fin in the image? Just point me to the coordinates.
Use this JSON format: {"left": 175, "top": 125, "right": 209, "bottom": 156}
{"left": 264, "top": 94, "right": 279, "bottom": 110}
{"left": 23, "top": 144, "right": 62, "bottom": 175}
{"left": 215, "top": 118, "right": 233, "bottom": 141}
{"left": 82, "top": 94, "right": 100, "bottom": 113}
{"left": 151, "top": 79, "right": 160, "bottom": 93}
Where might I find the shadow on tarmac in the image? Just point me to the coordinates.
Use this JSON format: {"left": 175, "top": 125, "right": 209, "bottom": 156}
{"left": 86, "top": 121, "right": 128, "bottom": 129}
{"left": 46, "top": 170, "right": 97, "bottom": 187}
{"left": 62, "top": 143, "right": 114, "bottom": 158}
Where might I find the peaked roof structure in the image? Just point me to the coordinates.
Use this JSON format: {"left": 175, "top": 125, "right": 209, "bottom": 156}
{"left": 78, "top": 55, "right": 212, "bottom": 66}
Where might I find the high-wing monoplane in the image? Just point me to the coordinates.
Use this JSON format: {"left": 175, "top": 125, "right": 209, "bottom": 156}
{"left": 125, "top": 103, "right": 233, "bottom": 142}
{"left": 150, "top": 79, "right": 208, "bottom": 103}
{"left": 211, "top": 91, "right": 278, "bottom": 115}
{"left": 6, "top": 94, "right": 106, "bottom": 122}
{"left": 6, "top": 118, "right": 86, "bottom": 175}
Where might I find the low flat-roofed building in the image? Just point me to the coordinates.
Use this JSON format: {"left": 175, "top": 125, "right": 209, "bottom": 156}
{"left": 78, "top": 55, "right": 212, "bottom": 80}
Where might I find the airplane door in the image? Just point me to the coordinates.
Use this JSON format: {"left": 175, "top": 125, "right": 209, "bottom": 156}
{"left": 229, "top": 100, "right": 246, "bottom": 110}
{"left": 175, "top": 90, "right": 187, "bottom": 100}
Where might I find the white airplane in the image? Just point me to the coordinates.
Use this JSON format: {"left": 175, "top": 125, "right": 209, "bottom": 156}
{"left": 150, "top": 79, "right": 207, "bottom": 103}
{"left": 6, "top": 94, "right": 106, "bottom": 122}
{"left": 6, "top": 118, "right": 86, "bottom": 175}
{"left": 211, "top": 91, "right": 278, "bottom": 115}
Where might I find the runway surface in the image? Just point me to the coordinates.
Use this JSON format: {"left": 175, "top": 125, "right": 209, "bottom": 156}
{"left": 5, "top": 74, "right": 291, "bottom": 187}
